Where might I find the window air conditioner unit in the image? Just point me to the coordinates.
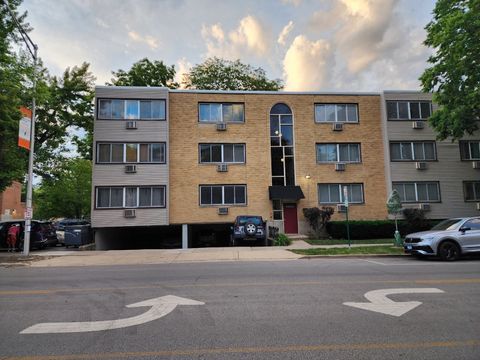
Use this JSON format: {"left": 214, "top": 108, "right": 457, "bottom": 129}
{"left": 217, "top": 207, "right": 229, "bottom": 215}
{"left": 418, "top": 203, "right": 431, "bottom": 211}
{"left": 125, "top": 165, "right": 137, "bottom": 173}
{"left": 476, "top": 203, "right": 480, "bottom": 211}
{"left": 335, "top": 162, "right": 346, "bottom": 171}
{"left": 332, "top": 123, "right": 343, "bottom": 131}
{"left": 124, "top": 209, "right": 136, "bottom": 218}
{"left": 216, "top": 123, "right": 227, "bottom": 131}
{"left": 126, "top": 121, "right": 137, "bottom": 129}
{"left": 336, "top": 204, "right": 347, "bottom": 213}
{"left": 412, "top": 121, "right": 424, "bottom": 129}
{"left": 415, "top": 162, "right": 427, "bottom": 170}
{"left": 217, "top": 163, "right": 228, "bottom": 172}
{"left": 472, "top": 161, "right": 480, "bottom": 169}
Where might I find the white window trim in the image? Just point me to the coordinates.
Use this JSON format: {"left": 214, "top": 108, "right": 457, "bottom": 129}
{"left": 199, "top": 144, "right": 246, "bottom": 164}
{"left": 98, "top": 99, "right": 166, "bottom": 120}
{"left": 315, "top": 104, "right": 359, "bottom": 123}
{"left": 464, "top": 181, "right": 480, "bottom": 201}
{"left": 199, "top": 103, "right": 245, "bottom": 123}
{"left": 387, "top": 101, "right": 432, "bottom": 120}
{"left": 199, "top": 185, "right": 247, "bottom": 206}
{"left": 317, "top": 143, "right": 361, "bottom": 163}
{"left": 318, "top": 183, "right": 364, "bottom": 204}
{"left": 95, "top": 186, "right": 165, "bottom": 208}
{"left": 391, "top": 141, "right": 436, "bottom": 161}
{"left": 393, "top": 182, "right": 440, "bottom": 203}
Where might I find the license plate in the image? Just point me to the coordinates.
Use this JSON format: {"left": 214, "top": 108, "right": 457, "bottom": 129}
{"left": 407, "top": 245, "right": 412, "bottom": 250}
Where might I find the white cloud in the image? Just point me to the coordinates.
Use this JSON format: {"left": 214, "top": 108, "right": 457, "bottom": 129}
{"left": 277, "top": 21, "right": 294, "bottom": 45}
{"left": 128, "top": 31, "right": 159, "bottom": 50}
{"left": 283, "top": 35, "right": 333, "bottom": 91}
{"left": 281, "top": 0, "right": 302, "bottom": 6}
{"left": 175, "top": 57, "right": 193, "bottom": 88}
{"left": 202, "top": 15, "right": 270, "bottom": 59}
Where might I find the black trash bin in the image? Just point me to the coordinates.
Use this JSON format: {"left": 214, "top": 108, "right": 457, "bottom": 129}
{"left": 64, "top": 225, "right": 92, "bottom": 248}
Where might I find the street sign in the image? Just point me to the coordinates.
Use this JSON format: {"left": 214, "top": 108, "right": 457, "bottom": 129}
{"left": 343, "top": 288, "right": 444, "bottom": 317}
{"left": 20, "top": 295, "right": 205, "bottom": 334}
{"left": 343, "top": 186, "right": 349, "bottom": 207}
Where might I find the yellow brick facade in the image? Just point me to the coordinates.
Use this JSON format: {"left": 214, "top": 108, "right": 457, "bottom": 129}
{"left": 169, "top": 92, "right": 388, "bottom": 231}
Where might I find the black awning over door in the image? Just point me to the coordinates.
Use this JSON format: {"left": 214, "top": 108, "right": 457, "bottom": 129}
{"left": 268, "top": 186, "right": 305, "bottom": 201}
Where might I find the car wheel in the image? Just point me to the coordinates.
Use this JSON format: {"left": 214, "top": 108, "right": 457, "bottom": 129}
{"left": 245, "top": 222, "right": 257, "bottom": 236}
{"left": 438, "top": 241, "right": 460, "bottom": 261}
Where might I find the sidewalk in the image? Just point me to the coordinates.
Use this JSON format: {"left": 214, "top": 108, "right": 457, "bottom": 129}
{"left": 0, "top": 241, "right": 393, "bottom": 267}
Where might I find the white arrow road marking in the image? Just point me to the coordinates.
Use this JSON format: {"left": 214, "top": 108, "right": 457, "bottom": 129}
{"left": 20, "top": 295, "right": 205, "bottom": 334}
{"left": 343, "top": 288, "right": 444, "bottom": 317}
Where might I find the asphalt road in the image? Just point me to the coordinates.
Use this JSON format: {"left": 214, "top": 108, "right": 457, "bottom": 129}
{"left": 0, "top": 257, "right": 479, "bottom": 359}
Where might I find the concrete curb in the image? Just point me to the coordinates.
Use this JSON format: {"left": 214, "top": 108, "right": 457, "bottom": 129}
{"left": 299, "top": 254, "right": 407, "bottom": 259}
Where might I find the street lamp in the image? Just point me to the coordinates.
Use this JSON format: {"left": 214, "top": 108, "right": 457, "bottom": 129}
{"left": 4, "top": 2, "right": 39, "bottom": 256}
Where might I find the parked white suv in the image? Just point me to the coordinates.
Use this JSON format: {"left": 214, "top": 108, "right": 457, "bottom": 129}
{"left": 404, "top": 217, "right": 480, "bottom": 261}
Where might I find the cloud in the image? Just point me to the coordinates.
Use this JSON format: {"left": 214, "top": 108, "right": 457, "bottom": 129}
{"left": 277, "top": 21, "right": 294, "bottom": 45}
{"left": 281, "top": 0, "right": 302, "bottom": 6}
{"left": 202, "top": 15, "right": 270, "bottom": 59}
{"left": 283, "top": 35, "right": 333, "bottom": 91}
{"left": 128, "top": 31, "right": 159, "bottom": 50}
{"left": 175, "top": 57, "right": 193, "bottom": 88}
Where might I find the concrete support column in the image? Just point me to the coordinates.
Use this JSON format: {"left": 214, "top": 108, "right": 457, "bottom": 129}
{"left": 182, "top": 224, "right": 189, "bottom": 249}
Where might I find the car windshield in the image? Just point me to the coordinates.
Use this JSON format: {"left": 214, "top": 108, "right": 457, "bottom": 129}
{"left": 237, "top": 217, "right": 263, "bottom": 225}
{"left": 431, "top": 219, "right": 463, "bottom": 231}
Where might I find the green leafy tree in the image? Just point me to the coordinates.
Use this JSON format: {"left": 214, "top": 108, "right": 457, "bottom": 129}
{"left": 34, "top": 158, "right": 92, "bottom": 219}
{"left": 183, "top": 57, "right": 283, "bottom": 91}
{"left": 0, "top": 0, "right": 30, "bottom": 192}
{"left": 110, "top": 58, "right": 178, "bottom": 88}
{"left": 420, "top": 0, "right": 480, "bottom": 140}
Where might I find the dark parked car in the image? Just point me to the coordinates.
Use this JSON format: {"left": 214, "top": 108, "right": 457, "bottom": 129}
{"left": 54, "top": 219, "right": 90, "bottom": 245}
{"left": 0, "top": 220, "right": 58, "bottom": 251}
{"left": 230, "top": 215, "right": 266, "bottom": 246}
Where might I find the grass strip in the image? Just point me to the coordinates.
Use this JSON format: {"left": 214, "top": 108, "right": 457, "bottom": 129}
{"left": 305, "top": 239, "right": 395, "bottom": 245}
{"left": 290, "top": 246, "right": 404, "bottom": 256}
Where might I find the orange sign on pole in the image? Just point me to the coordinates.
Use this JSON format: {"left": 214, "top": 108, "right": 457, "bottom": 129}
{"left": 18, "top": 107, "right": 32, "bottom": 150}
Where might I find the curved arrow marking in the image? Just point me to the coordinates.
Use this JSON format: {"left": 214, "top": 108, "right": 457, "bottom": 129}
{"left": 20, "top": 295, "right": 205, "bottom": 334}
{"left": 343, "top": 288, "right": 444, "bottom": 317}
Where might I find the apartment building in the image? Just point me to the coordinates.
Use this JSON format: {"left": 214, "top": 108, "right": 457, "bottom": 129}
{"left": 383, "top": 91, "right": 480, "bottom": 219}
{"left": 91, "top": 87, "right": 479, "bottom": 249}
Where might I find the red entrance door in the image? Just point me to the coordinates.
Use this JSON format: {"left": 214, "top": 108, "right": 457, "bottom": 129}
{"left": 283, "top": 203, "right": 298, "bottom": 234}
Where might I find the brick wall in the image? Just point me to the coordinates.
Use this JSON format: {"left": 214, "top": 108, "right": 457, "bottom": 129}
{"left": 0, "top": 181, "right": 26, "bottom": 220}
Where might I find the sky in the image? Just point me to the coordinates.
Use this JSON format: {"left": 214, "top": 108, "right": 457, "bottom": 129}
{"left": 20, "top": 0, "right": 436, "bottom": 92}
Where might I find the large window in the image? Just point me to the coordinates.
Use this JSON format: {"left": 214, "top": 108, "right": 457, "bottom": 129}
{"left": 96, "top": 143, "right": 166, "bottom": 164}
{"left": 199, "top": 185, "right": 246, "bottom": 205}
{"left": 390, "top": 141, "right": 436, "bottom": 161}
{"left": 270, "top": 103, "right": 295, "bottom": 186}
{"left": 315, "top": 104, "right": 358, "bottom": 123}
{"left": 199, "top": 144, "right": 245, "bottom": 163}
{"left": 198, "top": 103, "right": 244, "bottom": 123}
{"left": 316, "top": 143, "right": 361, "bottom": 163}
{"left": 318, "top": 183, "right": 364, "bottom": 204}
{"left": 460, "top": 141, "right": 480, "bottom": 160}
{"left": 96, "top": 186, "right": 166, "bottom": 208}
{"left": 97, "top": 99, "right": 166, "bottom": 120}
{"left": 464, "top": 181, "right": 480, "bottom": 201}
{"left": 392, "top": 182, "right": 440, "bottom": 202}
{"left": 386, "top": 101, "right": 432, "bottom": 120}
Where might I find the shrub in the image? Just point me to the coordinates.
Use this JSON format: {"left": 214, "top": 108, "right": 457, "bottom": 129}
{"left": 302, "top": 206, "right": 334, "bottom": 238}
{"left": 326, "top": 219, "right": 440, "bottom": 240}
{"left": 275, "top": 233, "right": 292, "bottom": 246}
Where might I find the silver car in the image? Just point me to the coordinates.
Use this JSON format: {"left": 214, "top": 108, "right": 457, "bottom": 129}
{"left": 404, "top": 217, "right": 480, "bottom": 261}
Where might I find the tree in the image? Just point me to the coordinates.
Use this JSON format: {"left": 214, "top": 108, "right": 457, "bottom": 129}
{"left": 183, "top": 57, "right": 283, "bottom": 91}
{"left": 420, "top": 0, "right": 480, "bottom": 140}
{"left": 0, "top": 0, "right": 30, "bottom": 192}
{"left": 110, "top": 58, "right": 178, "bottom": 88}
{"left": 302, "top": 206, "right": 334, "bottom": 239}
{"left": 34, "top": 158, "right": 91, "bottom": 219}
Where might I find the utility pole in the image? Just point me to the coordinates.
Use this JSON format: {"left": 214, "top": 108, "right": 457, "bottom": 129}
{"left": 4, "top": 1, "right": 39, "bottom": 256}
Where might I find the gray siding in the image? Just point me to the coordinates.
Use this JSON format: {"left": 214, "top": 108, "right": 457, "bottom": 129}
{"left": 92, "top": 87, "right": 170, "bottom": 228}
{"left": 384, "top": 91, "right": 480, "bottom": 219}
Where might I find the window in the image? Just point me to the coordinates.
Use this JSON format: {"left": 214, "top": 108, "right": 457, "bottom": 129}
{"left": 97, "top": 99, "right": 165, "bottom": 120}
{"left": 96, "top": 143, "right": 166, "bottom": 164}
{"left": 390, "top": 141, "right": 436, "bottom": 161}
{"left": 460, "top": 141, "right": 480, "bottom": 160}
{"left": 315, "top": 104, "right": 358, "bottom": 123}
{"left": 199, "top": 185, "right": 246, "bottom": 205}
{"left": 463, "top": 218, "right": 480, "bottom": 230}
{"left": 464, "top": 181, "right": 480, "bottom": 201}
{"left": 392, "top": 182, "right": 440, "bottom": 202}
{"left": 386, "top": 101, "right": 432, "bottom": 120}
{"left": 95, "top": 186, "right": 166, "bottom": 208}
{"left": 318, "top": 183, "right": 364, "bottom": 204}
{"left": 270, "top": 103, "right": 295, "bottom": 186}
{"left": 199, "top": 144, "right": 245, "bottom": 163}
{"left": 198, "top": 103, "right": 244, "bottom": 123}
{"left": 316, "top": 143, "right": 361, "bottom": 163}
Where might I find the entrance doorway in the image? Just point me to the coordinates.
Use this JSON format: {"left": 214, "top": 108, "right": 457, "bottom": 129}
{"left": 283, "top": 203, "right": 298, "bottom": 234}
